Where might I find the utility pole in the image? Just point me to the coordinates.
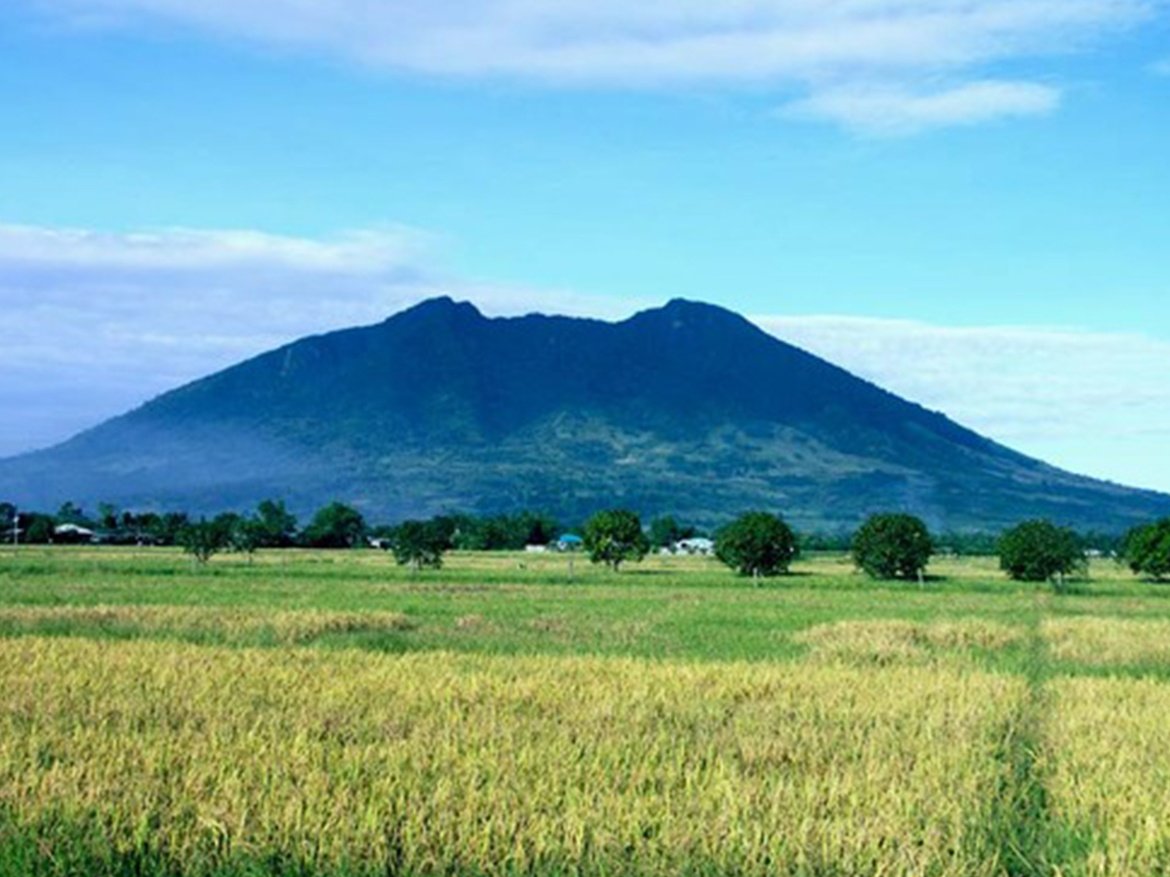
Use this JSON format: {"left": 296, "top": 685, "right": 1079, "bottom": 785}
{"left": 10, "top": 506, "right": 17, "bottom": 551}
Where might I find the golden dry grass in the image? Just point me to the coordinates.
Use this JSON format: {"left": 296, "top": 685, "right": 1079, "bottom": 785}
{"left": 0, "top": 637, "right": 1023, "bottom": 876}
{"left": 794, "top": 618, "right": 1026, "bottom": 665}
{"left": 0, "top": 604, "right": 414, "bottom": 644}
{"left": 1043, "top": 617, "right": 1170, "bottom": 668}
{"left": 1046, "top": 676, "right": 1170, "bottom": 875}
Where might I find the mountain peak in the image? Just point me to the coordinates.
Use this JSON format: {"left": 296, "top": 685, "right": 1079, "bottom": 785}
{"left": 392, "top": 296, "right": 483, "bottom": 323}
{"left": 631, "top": 298, "right": 755, "bottom": 330}
{"left": 2, "top": 296, "right": 1167, "bottom": 531}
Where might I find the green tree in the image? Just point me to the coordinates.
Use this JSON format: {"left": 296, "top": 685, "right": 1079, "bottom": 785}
{"left": 97, "top": 502, "right": 120, "bottom": 531}
{"left": 222, "top": 514, "right": 265, "bottom": 563}
{"left": 1123, "top": 518, "right": 1170, "bottom": 582}
{"left": 649, "top": 515, "right": 696, "bottom": 550}
{"left": 390, "top": 519, "right": 450, "bottom": 571}
{"left": 255, "top": 499, "right": 298, "bottom": 548}
{"left": 55, "top": 501, "right": 92, "bottom": 528}
{"left": 715, "top": 511, "right": 799, "bottom": 580}
{"left": 23, "top": 514, "right": 56, "bottom": 544}
{"left": 582, "top": 509, "right": 648, "bottom": 571}
{"left": 998, "top": 519, "right": 1085, "bottom": 589}
{"left": 301, "top": 502, "right": 367, "bottom": 549}
{"left": 852, "top": 513, "right": 934, "bottom": 580}
{"left": 177, "top": 519, "right": 230, "bottom": 565}
{"left": 146, "top": 512, "right": 190, "bottom": 546}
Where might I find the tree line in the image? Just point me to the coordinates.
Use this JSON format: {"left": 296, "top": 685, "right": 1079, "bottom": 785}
{"left": 3, "top": 499, "right": 1168, "bottom": 584}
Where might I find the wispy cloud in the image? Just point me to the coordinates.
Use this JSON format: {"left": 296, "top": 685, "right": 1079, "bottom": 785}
{"left": 1152, "top": 57, "right": 1170, "bottom": 74}
{"left": 755, "top": 314, "right": 1170, "bottom": 492}
{"left": 39, "top": 0, "right": 1161, "bottom": 132}
{"left": 781, "top": 80, "right": 1060, "bottom": 136}
{"left": 2, "top": 221, "right": 1167, "bottom": 493}
{"left": 0, "top": 223, "right": 635, "bottom": 457}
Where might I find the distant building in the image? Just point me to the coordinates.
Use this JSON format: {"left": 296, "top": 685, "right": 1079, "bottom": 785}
{"left": 674, "top": 537, "right": 714, "bottom": 556}
{"left": 556, "top": 534, "right": 583, "bottom": 552}
{"left": 53, "top": 524, "right": 95, "bottom": 544}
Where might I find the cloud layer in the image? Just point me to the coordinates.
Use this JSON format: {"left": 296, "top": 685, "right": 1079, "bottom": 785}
{"left": 2, "top": 222, "right": 1168, "bottom": 493}
{"left": 42, "top": 0, "right": 1160, "bottom": 132}
{"left": 756, "top": 314, "right": 1170, "bottom": 492}
{"left": 0, "top": 223, "right": 630, "bottom": 458}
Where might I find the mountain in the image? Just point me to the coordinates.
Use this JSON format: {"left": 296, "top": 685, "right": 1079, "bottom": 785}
{"left": 2, "top": 297, "right": 1167, "bottom": 532}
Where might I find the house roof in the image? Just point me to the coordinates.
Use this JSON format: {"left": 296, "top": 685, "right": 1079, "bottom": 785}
{"left": 54, "top": 523, "right": 95, "bottom": 536}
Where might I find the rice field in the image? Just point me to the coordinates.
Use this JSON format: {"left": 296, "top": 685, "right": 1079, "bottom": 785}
{"left": 3, "top": 547, "right": 1170, "bottom": 875}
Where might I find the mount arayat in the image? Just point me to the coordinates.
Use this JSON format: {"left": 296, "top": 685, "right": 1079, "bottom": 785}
{"left": 2, "top": 297, "right": 1167, "bottom": 531}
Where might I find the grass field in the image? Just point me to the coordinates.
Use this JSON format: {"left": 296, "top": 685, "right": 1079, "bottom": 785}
{"left": 3, "top": 546, "right": 1170, "bottom": 875}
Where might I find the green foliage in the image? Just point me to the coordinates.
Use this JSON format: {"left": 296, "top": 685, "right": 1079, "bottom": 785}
{"left": 852, "top": 513, "right": 934, "bottom": 580}
{"left": 998, "top": 519, "right": 1085, "bottom": 588}
{"left": 649, "top": 515, "right": 696, "bottom": 549}
{"left": 799, "top": 532, "right": 853, "bottom": 552}
{"left": 582, "top": 509, "right": 649, "bottom": 571}
{"left": 936, "top": 531, "right": 1001, "bottom": 557}
{"left": 220, "top": 515, "right": 265, "bottom": 560}
{"left": 390, "top": 519, "right": 451, "bottom": 571}
{"left": 255, "top": 499, "right": 298, "bottom": 548}
{"left": 301, "top": 502, "right": 367, "bottom": 549}
{"left": 176, "top": 519, "right": 230, "bottom": 565}
{"left": 146, "top": 512, "right": 190, "bottom": 547}
{"left": 1123, "top": 518, "right": 1170, "bottom": 581}
{"left": 96, "top": 502, "right": 120, "bottom": 531}
{"left": 448, "top": 511, "right": 559, "bottom": 551}
{"left": 715, "top": 511, "right": 799, "bottom": 579}
{"left": 21, "top": 514, "right": 56, "bottom": 545}
{"left": 55, "top": 501, "right": 92, "bottom": 528}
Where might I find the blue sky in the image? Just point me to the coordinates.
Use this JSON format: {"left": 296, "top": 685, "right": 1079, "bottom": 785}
{"left": 2, "top": 0, "right": 1169, "bottom": 492}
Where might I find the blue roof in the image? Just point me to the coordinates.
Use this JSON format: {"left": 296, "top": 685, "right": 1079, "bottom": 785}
{"left": 558, "top": 533, "right": 583, "bottom": 543}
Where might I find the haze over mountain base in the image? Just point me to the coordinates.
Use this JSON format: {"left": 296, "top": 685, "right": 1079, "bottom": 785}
{"left": 2, "top": 298, "right": 1166, "bottom": 532}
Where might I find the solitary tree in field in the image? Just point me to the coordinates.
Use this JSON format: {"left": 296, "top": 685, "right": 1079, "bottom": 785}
{"left": 177, "top": 519, "right": 230, "bottom": 565}
{"left": 582, "top": 509, "right": 649, "bottom": 571}
{"left": 998, "top": 519, "right": 1084, "bottom": 589}
{"left": 852, "top": 513, "right": 934, "bottom": 580}
{"left": 1123, "top": 518, "right": 1170, "bottom": 582}
{"left": 390, "top": 519, "right": 450, "bottom": 571}
{"left": 715, "top": 511, "right": 798, "bottom": 581}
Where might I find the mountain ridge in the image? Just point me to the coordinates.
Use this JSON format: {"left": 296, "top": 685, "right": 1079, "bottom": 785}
{"left": 2, "top": 297, "right": 1166, "bottom": 531}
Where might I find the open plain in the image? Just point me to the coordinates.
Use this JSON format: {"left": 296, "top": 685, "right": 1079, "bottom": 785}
{"left": 3, "top": 547, "right": 1170, "bottom": 876}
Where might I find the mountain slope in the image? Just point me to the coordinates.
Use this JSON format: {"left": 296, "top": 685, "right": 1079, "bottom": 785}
{"left": 2, "top": 297, "right": 1167, "bottom": 531}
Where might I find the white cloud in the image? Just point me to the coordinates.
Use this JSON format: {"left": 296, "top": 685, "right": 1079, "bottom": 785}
{"left": 755, "top": 314, "right": 1170, "bottom": 493}
{"left": 39, "top": 0, "right": 1162, "bottom": 132}
{"left": 0, "top": 223, "right": 637, "bottom": 457}
{"left": 781, "top": 80, "right": 1060, "bottom": 135}
{"left": 2, "top": 221, "right": 1167, "bottom": 496}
